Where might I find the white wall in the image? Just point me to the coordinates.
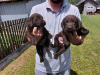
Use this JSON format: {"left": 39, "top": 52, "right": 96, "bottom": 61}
{"left": 0, "top": 1, "right": 27, "bottom": 15}
{"left": 0, "top": 0, "right": 46, "bottom": 23}
{"left": 83, "top": 0, "right": 97, "bottom": 14}
{"left": 0, "top": 14, "right": 28, "bottom": 21}
{"left": 26, "top": 0, "right": 42, "bottom": 16}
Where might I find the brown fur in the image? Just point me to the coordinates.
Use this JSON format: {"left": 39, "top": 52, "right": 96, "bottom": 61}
{"left": 26, "top": 13, "right": 52, "bottom": 62}
{"left": 52, "top": 15, "right": 89, "bottom": 59}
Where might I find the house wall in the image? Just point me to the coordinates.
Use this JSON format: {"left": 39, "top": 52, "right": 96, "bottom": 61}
{"left": 83, "top": 0, "right": 97, "bottom": 14}
{"left": 26, "top": 0, "right": 45, "bottom": 16}
{"left": 0, "top": 1, "right": 28, "bottom": 22}
{"left": 0, "top": 0, "right": 46, "bottom": 23}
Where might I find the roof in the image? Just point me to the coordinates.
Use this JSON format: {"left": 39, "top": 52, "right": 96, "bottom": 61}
{"left": 77, "top": 0, "right": 99, "bottom": 6}
{"left": 77, "top": 0, "right": 85, "bottom": 6}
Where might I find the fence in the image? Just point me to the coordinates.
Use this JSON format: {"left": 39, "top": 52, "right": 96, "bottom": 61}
{"left": 0, "top": 18, "right": 28, "bottom": 60}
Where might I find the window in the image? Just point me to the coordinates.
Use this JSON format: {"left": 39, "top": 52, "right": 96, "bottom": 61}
{"left": 87, "top": 6, "right": 93, "bottom": 9}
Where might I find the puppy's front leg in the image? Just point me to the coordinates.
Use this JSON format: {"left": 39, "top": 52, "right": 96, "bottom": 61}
{"left": 48, "top": 33, "right": 52, "bottom": 39}
{"left": 54, "top": 47, "right": 65, "bottom": 59}
{"left": 54, "top": 43, "right": 70, "bottom": 59}
{"left": 45, "top": 38, "right": 50, "bottom": 52}
{"left": 54, "top": 35, "right": 70, "bottom": 59}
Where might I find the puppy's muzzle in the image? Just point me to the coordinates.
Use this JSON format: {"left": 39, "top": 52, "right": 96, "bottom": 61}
{"left": 66, "top": 24, "right": 75, "bottom": 32}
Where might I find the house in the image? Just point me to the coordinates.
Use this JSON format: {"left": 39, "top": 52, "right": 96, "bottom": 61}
{"left": 77, "top": 0, "right": 100, "bottom": 14}
{"left": 0, "top": 0, "right": 46, "bottom": 23}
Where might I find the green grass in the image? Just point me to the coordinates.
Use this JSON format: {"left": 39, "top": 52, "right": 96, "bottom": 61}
{"left": 0, "top": 15, "right": 100, "bottom": 75}
{"left": 67, "top": 0, "right": 80, "bottom": 4}
{"left": 0, "top": 46, "right": 36, "bottom": 75}
{"left": 71, "top": 14, "right": 100, "bottom": 75}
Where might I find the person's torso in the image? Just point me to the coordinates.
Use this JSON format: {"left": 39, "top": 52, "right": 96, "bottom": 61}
{"left": 31, "top": 1, "right": 80, "bottom": 73}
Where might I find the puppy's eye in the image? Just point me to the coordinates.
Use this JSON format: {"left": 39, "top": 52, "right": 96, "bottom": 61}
{"left": 73, "top": 20, "right": 76, "bottom": 23}
{"left": 36, "top": 18, "right": 39, "bottom": 21}
{"left": 64, "top": 20, "right": 68, "bottom": 23}
{"left": 36, "top": 17, "right": 40, "bottom": 21}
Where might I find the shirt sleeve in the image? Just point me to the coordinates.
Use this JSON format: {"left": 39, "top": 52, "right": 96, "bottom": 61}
{"left": 75, "top": 7, "right": 81, "bottom": 21}
{"left": 29, "top": 6, "right": 37, "bottom": 17}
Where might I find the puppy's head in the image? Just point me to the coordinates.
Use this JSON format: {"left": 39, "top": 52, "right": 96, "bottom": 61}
{"left": 27, "top": 13, "right": 46, "bottom": 27}
{"left": 61, "top": 15, "right": 82, "bottom": 34}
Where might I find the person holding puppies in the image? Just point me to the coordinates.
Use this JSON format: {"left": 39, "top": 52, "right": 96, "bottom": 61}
{"left": 26, "top": 0, "right": 88, "bottom": 75}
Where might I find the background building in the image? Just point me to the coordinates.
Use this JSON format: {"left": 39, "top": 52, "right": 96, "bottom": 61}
{"left": 77, "top": 0, "right": 100, "bottom": 14}
{"left": 0, "top": 0, "right": 46, "bottom": 23}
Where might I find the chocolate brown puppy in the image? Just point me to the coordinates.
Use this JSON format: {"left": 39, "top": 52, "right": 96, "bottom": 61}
{"left": 26, "top": 13, "right": 52, "bottom": 62}
{"left": 52, "top": 15, "right": 89, "bottom": 59}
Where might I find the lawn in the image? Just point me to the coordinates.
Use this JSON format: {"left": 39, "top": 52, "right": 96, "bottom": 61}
{"left": 71, "top": 15, "right": 100, "bottom": 75}
{"left": 0, "top": 15, "right": 100, "bottom": 75}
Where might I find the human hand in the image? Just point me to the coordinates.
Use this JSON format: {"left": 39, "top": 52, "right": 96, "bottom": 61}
{"left": 67, "top": 32, "right": 86, "bottom": 45}
{"left": 26, "top": 27, "right": 43, "bottom": 43}
{"left": 32, "top": 27, "right": 43, "bottom": 43}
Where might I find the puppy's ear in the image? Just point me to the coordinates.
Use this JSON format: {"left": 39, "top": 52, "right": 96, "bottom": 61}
{"left": 42, "top": 20, "right": 46, "bottom": 26}
{"left": 61, "top": 20, "right": 64, "bottom": 30}
{"left": 80, "top": 27, "right": 89, "bottom": 35}
{"left": 77, "top": 18, "right": 82, "bottom": 30}
{"left": 77, "top": 18, "right": 89, "bottom": 35}
{"left": 26, "top": 17, "right": 33, "bottom": 27}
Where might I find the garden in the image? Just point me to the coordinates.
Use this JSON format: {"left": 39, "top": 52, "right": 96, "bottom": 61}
{"left": 0, "top": 15, "right": 100, "bottom": 75}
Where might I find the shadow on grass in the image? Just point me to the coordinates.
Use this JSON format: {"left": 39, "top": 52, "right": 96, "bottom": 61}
{"left": 70, "top": 69, "right": 78, "bottom": 75}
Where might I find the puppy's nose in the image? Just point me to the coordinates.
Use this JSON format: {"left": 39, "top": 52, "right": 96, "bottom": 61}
{"left": 68, "top": 26, "right": 72, "bottom": 29}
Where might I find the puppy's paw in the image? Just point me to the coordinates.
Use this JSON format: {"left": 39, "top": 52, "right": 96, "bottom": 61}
{"left": 46, "top": 47, "right": 50, "bottom": 52}
{"left": 40, "top": 58, "right": 44, "bottom": 63}
{"left": 50, "top": 44, "right": 55, "bottom": 48}
{"left": 54, "top": 54, "right": 58, "bottom": 59}
{"left": 48, "top": 34, "right": 52, "bottom": 39}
